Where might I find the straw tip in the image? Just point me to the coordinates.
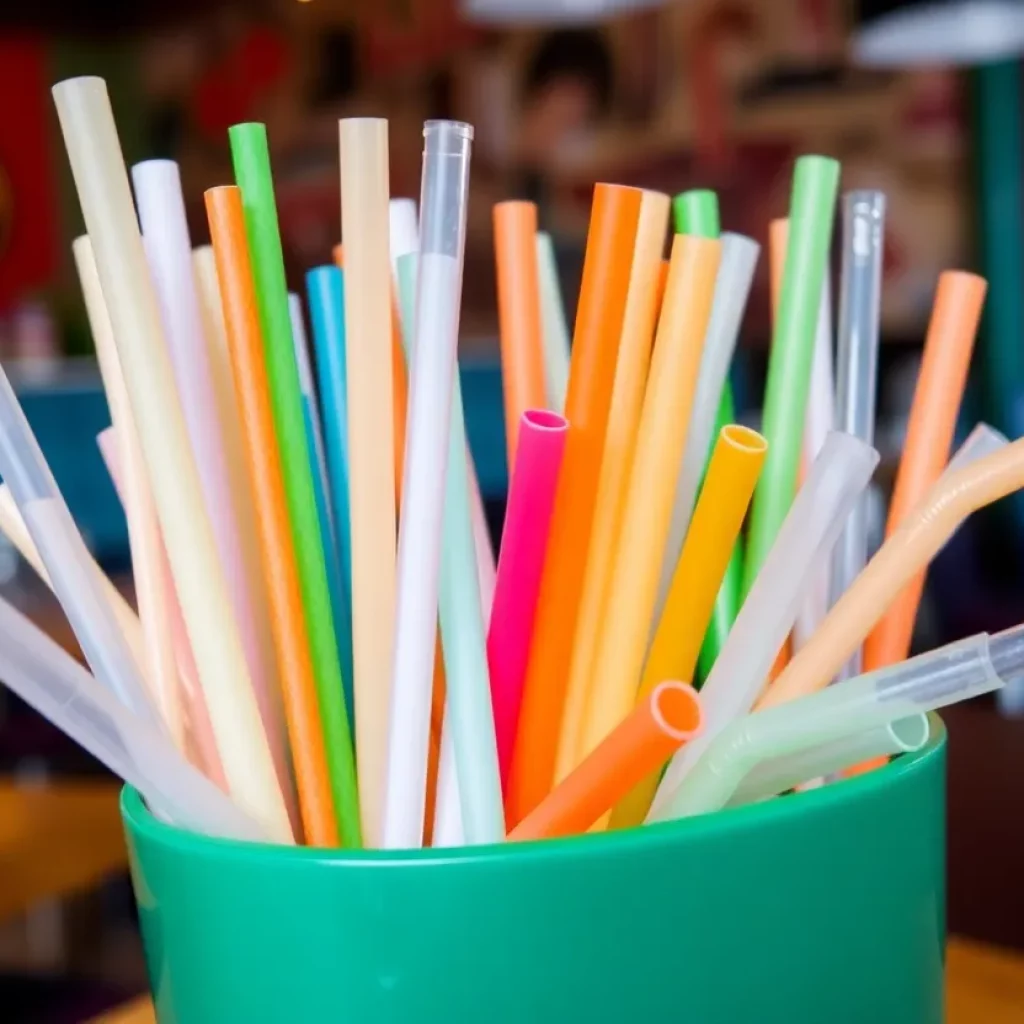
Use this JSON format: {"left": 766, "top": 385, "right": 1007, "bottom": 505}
{"left": 424, "top": 119, "right": 474, "bottom": 142}
{"left": 52, "top": 75, "right": 106, "bottom": 97}
{"left": 651, "top": 681, "right": 704, "bottom": 742}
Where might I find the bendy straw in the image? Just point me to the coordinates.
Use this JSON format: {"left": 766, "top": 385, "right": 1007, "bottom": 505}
{"left": 53, "top": 77, "right": 289, "bottom": 841}
{"left": 509, "top": 681, "right": 702, "bottom": 842}
{"left": 649, "top": 432, "right": 878, "bottom": 818}
{"left": 337, "top": 118, "right": 397, "bottom": 845}
{"left": 557, "top": 190, "right": 670, "bottom": 781}
{"left": 508, "top": 184, "right": 643, "bottom": 825}
{"left": 206, "top": 184, "right": 345, "bottom": 848}
{"left": 575, "top": 234, "right": 721, "bottom": 771}
{"left": 536, "top": 231, "right": 570, "bottom": 412}
{"left": 612, "top": 424, "right": 766, "bottom": 829}
{"left": 744, "top": 156, "right": 841, "bottom": 594}
{"left": 661, "top": 628, "right": 1017, "bottom": 820}
{"left": 494, "top": 200, "right": 547, "bottom": 463}
{"left": 384, "top": 121, "right": 474, "bottom": 849}
{"left": 862, "top": 271, "right": 987, "bottom": 673}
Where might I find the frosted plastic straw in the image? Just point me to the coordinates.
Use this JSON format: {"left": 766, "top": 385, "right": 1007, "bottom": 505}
{"left": 729, "top": 714, "right": 929, "bottom": 808}
{"left": 649, "top": 431, "right": 879, "bottom": 817}
{"left": 829, "top": 191, "right": 885, "bottom": 680}
{"left": 53, "top": 76, "right": 290, "bottom": 842}
{"left": 0, "top": 592, "right": 266, "bottom": 843}
{"left": 384, "top": 120, "right": 474, "bottom": 849}
{"left": 468, "top": 462, "right": 496, "bottom": 619}
{"left": 655, "top": 233, "right": 760, "bottom": 618}
{"left": 431, "top": 718, "right": 463, "bottom": 848}
{"left": 389, "top": 197, "right": 420, "bottom": 278}
{"left": 338, "top": 118, "right": 397, "bottom": 845}
{"left": 536, "top": 231, "right": 571, "bottom": 413}
{"left": 662, "top": 628, "right": 1017, "bottom": 819}
{"left": 489, "top": 410, "right": 568, "bottom": 792}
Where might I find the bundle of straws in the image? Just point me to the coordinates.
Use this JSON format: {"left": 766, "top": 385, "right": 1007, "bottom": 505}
{"left": 2, "top": 74, "right": 1023, "bottom": 850}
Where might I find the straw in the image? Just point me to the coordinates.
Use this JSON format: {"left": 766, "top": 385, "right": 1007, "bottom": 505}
{"left": 507, "top": 184, "right": 643, "bottom": 825}
{"left": 468, "top": 461, "right": 497, "bottom": 619}
{"left": 672, "top": 189, "right": 719, "bottom": 238}
{"left": 431, "top": 718, "right": 463, "bottom": 847}
{"left": 557, "top": 190, "right": 670, "bottom": 781}
{"left": 389, "top": 197, "right": 419, "bottom": 278}
{"left": 759, "top": 436, "right": 1024, "bottom": 712}
{"left": 509, "top": 682, "right": 702, "bottom": 842}
{"left": 575, "top": 234, "right": 721, "bottom": 773}
{"left": 384, "top": 121, "right": 474, "bottom": 849}
{"left": 336, "top": 118, "right": 397, "bottom": 845}
{"left": 494, "top": 201, "right": 548, "bottom": 463}
{"left": 649, "top": 431, "right": 879, "bottom": 817}
{"left": 861, "top": 271, "right": 986, "bottom": 672}
{"left": 536, "top": 231, "right": 571, "bottom": 412}
{"left": 52, "top": 78, "right": 289, "bottom": 840}
{"left": 489, "top": 410, "right": 568, "bottom": 793}
{"left": 829, "top": 191, "right": 886, "bottom": 681}
{"left": 744, "top": 156, "right": 841, "bottom": 594}
{"left": 206, "top": 185, "right": 344, "bottom": 848}
{"left": 612, "top": 424, "right": 766, "bottom": 829}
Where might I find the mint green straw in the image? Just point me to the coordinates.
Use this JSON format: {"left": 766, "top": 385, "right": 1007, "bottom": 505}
{"left": 673, "top": 189, "right": 719, "bottom": 239}
{"left": 229, "top": 123, "right": 361, "bottom": 847}
{"left": 743, "top": 155, "right": 840, "bottom": 596}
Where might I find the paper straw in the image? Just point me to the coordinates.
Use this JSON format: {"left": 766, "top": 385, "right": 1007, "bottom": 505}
{"left": 557, "top": 190, "right": 670, "bottom": 781}
{"left": 536, "top": 231, "right": 571, "bottom": 412}
{"left": 830, "top": 191, "right": 886, "bottom": 681}
{"left": 672, "top": 189, "right": 719, "bottom": 238}
{"left": 612, "top": 424, "right": 765, "bottom": 829}
{"left": 336, "top": 118, "right": 397, "bottom": 845}
{"left": 507, "top": 184, "right": 642, "bottom": 825}
{"left": 744, "top": 156, "right": 841, "bottom": 594}
{"left": 495, "top": 201, "right": 547, "bottom": 464}
{"left": 576, "top": 233, "right": 721, "bottom": 772}
{"left": 206, "top": 184, "right": 344, "bottom": 848}
{"left": 53, "top": 77, "right": 289, "bottom": 841}
{"left": 861, "top": 271, "right": 986, "bottom": 672}
{"left": 389, "top": 197, "right": 419, "bottom": 278}
{"left": 509, "top": 682, "right": 702, "bottom": 842}
{"left": 489, "top": 410, "right": 568, "bottom": 792}
{"left": 384, "top": 121, "right": 474, "bottom": 849}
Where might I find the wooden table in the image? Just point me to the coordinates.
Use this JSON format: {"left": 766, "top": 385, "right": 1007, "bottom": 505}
{"left": 95, "top": 937, "right": 1024, "bottom": 1023}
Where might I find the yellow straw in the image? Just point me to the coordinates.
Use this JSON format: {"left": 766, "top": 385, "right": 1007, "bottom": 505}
{"left": 555, "top": 190, "right": 670, "bottom": 782}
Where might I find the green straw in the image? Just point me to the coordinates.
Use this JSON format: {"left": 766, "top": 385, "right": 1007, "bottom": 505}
{"left": 673, "top": 189, "right": 720, "bottom": 239}
{"left": 229, "top": 123, "right": 361, "bottom": 847}
{"left": 743, "top": 155, "right": 840, "bottom": 596}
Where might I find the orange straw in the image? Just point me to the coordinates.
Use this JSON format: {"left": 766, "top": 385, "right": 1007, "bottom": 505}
{"left": 207, "top": 186, "right": 338, "bottom": 847}
{"left": 508, "top": 681, "right": 703, "bottom": 842}
{"left": 495, "top": 201, "right": 548, "bottom": 464}
{"left": 506, "top": 184, "right": 643, "bottom": 826}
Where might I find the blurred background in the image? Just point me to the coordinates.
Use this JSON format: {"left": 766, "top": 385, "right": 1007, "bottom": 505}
{"left": 0, "top": 0, "right": 1022, "bottom": 1019}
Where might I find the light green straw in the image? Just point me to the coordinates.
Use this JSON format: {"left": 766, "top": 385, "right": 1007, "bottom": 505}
{"left": 673, "top": 189, "right": 719, "bottom": 239}
{"left": 229, "top": 123, "right": 361, "bottom": 847}
{"left": 536, "top": 231, "right": 570, "bottom": 414}
{"left": 743, "top": 156, "right": 840, "bottom": 596}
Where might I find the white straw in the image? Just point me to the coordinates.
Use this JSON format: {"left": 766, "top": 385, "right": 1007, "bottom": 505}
{"left": 536, "top": 231, "right": 571, "bottom": 413}
{"left": 389, "top": 198, "right": 420, "bottom": 280}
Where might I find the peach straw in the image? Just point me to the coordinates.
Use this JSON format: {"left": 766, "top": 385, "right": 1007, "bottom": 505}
{"left": 507, "top": 184, "right": 643, "bottom": 825}
{"left": 508, "top": 681, "right": 703, "bottom": 843}
{"left": 206, "top": 185, "right": 340, "bottom": 848}
{"left": 556, "top": 189, "right": 670, "bottom": 782}
{"left": 575, "top": 234, "right": 721, "bottom": 779}
{"left": 495, "top": 201, "right": 548, "bottom": 464}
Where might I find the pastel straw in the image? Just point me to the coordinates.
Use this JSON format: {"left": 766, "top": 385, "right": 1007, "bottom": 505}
{"left": 612, "top": 424, "right": 766, "bottom": 829}
{"left": 389, "top": 197, "right": 419, "bottom": 278}
{"left": 536, "top": 231, "right": 571, "bottom": 412}
{"left": 507, "top": 184, "right": 643, "bottom": 825}
{"left": 557, "top": 190, "right": 670, "bottom": 781}
{"left": 744, "top": 156, "right": 841, "bottom": 594}
{"left": 673, "top": 189, "right": 719, "bottom": 237}
{"left": 494, "top": 200, "right": 548, "bottom": 463}
{"left": 52, "top": 78, "right": 289, "bottom": 841}
{"left": 489, "top": 410, "right": 568, "bottom": 792}
{"left": 206, "top": 184, "right": 343, "bottom": 848}
{"left": 575, "top": 234, "right": 721, "bottom": 773}
{"left": 861, "top": 271, "right": 986, "bottom": 672}
{"left": 337, "top": 118, "right": 397, "bottom": 845}
{"left": 468, "top": 461, "right": 497, "bottom": 619}
{"left": 508, "top": 681, "right": 703, "bottom": 842}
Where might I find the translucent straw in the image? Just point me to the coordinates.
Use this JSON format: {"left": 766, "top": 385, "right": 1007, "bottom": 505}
{"left": 384, "top": 121, "right": 474, "bottom": 849}
{"left": 649, "top": 431, "right": 879, "bottom": 817}
{"left": 0, "top": 591, "right": 267, "bottom": 843}
{"left": 536, "top": 231, "right": 570, "bottom": 413}
{"left": 661, "top": 627, "right": 1018, "bottom": 819}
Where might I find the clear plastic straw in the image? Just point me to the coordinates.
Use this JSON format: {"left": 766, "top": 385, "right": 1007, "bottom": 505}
{"left": 649, "top": 431, "right": 879, "bottom": 817}
{"left": 660, "top": 627, "right": 1018, "bottom": 819}
{"left": 0, "top": 591, "right": 267, "bottom": 843}
{"left": 536, "top": 231, "right": 570, "bottom": 413}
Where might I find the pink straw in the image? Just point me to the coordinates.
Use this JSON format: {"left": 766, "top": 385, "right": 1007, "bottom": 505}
{"left": 487, "top": 409, "right": 568, "bottom": 792}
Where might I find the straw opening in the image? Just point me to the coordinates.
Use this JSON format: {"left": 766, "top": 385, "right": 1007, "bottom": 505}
{"left": 521, "top": 409, "right": 568, "bottom": 433}
{"left": 888, "top": 715, "right": 930, "bottom": 754}
{"left": 720, "top": 424, "right": 767, "bottom": 455}
{"left": 650, "top": 682, "right": 703, "bottom": 742}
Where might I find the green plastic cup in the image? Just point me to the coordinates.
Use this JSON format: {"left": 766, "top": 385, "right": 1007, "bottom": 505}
{"left": 123, "top": 722, "right": 946, "bottom": 1023}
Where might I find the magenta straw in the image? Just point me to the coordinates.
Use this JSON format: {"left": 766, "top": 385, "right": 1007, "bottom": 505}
{"left": 487, "top": 409, "right": 568, "bottom": 792}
